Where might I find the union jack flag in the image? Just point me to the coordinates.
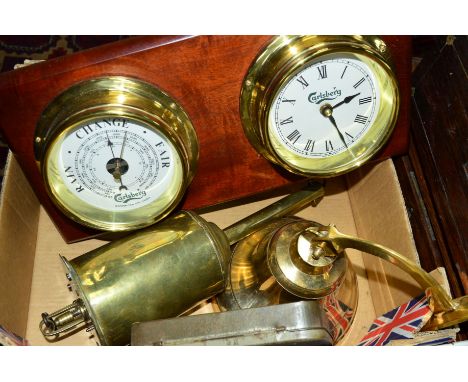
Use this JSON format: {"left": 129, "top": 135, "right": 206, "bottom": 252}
{"left": 358, "top": 291, "right": 433, "bottom": 346}
{"left": 321, "top": 294, "right": 354, "bottom": 343}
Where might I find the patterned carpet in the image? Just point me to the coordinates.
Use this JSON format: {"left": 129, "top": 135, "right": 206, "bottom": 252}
{"left": 0, "top": 35, "right": 129, "bottom": 187}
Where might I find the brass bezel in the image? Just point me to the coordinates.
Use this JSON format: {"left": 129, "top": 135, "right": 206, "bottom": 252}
{"left": 34, "top": 76, "right": 199, "bottom": 232}
{"left": 240, "top": 35, "right": 400, "bottom": 177}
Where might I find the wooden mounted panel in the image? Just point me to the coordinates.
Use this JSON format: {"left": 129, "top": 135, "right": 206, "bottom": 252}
{"left": 0, "top": 35, "right": 411, "bottom": 242}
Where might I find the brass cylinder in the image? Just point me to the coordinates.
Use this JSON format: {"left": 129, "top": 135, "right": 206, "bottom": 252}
{"left": 64, "top": 211, "right": 230, "bottom": 346}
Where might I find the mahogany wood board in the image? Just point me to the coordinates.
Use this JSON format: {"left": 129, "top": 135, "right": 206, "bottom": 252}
{"left": 0, "top": 35, "right": 411, "bottom": 242}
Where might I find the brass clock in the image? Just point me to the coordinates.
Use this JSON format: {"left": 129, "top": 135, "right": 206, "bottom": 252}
{"left": 240, "top": 35, "right": 400, "bottom": 177}
{"left": 34, "top": 76, "right": 198, "bottom": 232}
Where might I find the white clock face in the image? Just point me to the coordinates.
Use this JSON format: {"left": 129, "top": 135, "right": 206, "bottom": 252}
{"left": 268, "top": 53, "right": 381, "bottom": 159}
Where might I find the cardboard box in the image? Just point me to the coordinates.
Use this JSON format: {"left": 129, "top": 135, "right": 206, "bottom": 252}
{"left": 0, "top": 153, "right": 433, "bottom": 345}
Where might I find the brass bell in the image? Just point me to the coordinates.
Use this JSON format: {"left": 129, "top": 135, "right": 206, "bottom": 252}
{"left": 216, "top": 218, "right": 358, "bottom": 343}
{"left": 217, "top": 219, "right": 468, "bottom": 344}
{"left": 39, "top": 182, "right": 324, "bottom": 345}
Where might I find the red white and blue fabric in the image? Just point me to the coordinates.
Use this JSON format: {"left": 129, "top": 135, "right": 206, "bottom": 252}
{"left": 358, "top": 291, "right": 433, "bottom": 346}
{"left": 321, "top": 294, "right": 354, "bottom": 342}
{"left": 413, "top": 335, "right": 456, "bottom": 346}
{"left": 0, "top": 325, "right": 29, "bottom": 346}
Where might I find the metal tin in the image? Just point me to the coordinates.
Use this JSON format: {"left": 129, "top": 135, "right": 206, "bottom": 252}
{"left": 131, "top": 301, "right": 333, "bottom": 346}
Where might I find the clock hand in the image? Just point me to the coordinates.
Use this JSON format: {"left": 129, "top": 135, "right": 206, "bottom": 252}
{"left": 319, "top": 104, "right": 355, "bottom": 156}
{"left": 331, "top": 93, "right": 360, "bottom": 109}
{"left": 327, "top": 114, "right": 348, "bottom": 149}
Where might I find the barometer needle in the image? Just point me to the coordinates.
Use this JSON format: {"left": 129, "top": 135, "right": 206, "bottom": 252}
{"left": 106, "top": 131, "right": 127, "bottom": 188}
{"left": 113, "top": 160, "right": 127, "bottom": 191}
{"left": 119, "top": 132, "right": 128, "bottom": 160}
{"left": 331, "top": 93, "right": 360, "bottom": 109}
{"left": 115, "top": 132, "right": 128, "bottom": 191}
{"left": 105, "top": 131, "right": 117, "bottom": 158}
{"left": 118, "top": 178, "right": 127, "bottom": 191}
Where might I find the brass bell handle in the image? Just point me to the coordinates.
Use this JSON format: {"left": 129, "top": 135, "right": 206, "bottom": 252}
{"left": 307, "top": 225, "right": 468, "bottom": 331}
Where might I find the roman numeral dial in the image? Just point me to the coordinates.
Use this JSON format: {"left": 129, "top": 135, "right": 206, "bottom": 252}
{"left": 354, "top": 114, "right": 368, "bottom": 124}
{"left": 304, "top": 139, "right": 315, "bottom": 152}
{"left": 240, "top": 35, "right": 399, "bottom": 178}
{"left": 270, "top": 55, "right": 380, "bottom": 161}
{"left": 359, "top": 97, "right": 372, "bottom": 105}
{"left": 280, "top": 116, "right": 293, "bottom": 125}
{"left": 296, "top": 75, "right": 309, "bottom": 89}
{"left": 353, "top": 78, "right": 365, "bottom": 89}
{"left": 317, "top": 65, "right": 327, "bottom": 79}
{"left": 287, "top": 129, "right": 301, "bottom": 142}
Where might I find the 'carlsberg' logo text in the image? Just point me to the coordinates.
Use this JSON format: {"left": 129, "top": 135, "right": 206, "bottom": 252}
{"left": 308, "top": 87, "right": 342, "bottom": 104}
{"left": 114, "top": 190, "right": 147, "bottom": 203}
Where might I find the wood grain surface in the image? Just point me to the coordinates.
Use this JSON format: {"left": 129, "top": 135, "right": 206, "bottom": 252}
{"left": 0, "top": 35, "right": 411, "bottom": 242}
{"left": 393, "top": 36, "right": 467, "bottom": 340}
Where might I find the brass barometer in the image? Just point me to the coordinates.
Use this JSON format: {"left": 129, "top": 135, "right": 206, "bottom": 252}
{"left": 34, "top": 76, "right": 198, "bottom": 232}
{"left": 241, "top": 35, "right": 400, "bottom": 177}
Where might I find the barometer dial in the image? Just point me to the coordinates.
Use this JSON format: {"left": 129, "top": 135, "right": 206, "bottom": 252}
{"left": 35, "top": 77, "right": 198, "bottom": 231}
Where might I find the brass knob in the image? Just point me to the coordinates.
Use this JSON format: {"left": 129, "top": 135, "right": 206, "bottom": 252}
{"left": 267, "top": 220, "right": 348, "bottom": 299}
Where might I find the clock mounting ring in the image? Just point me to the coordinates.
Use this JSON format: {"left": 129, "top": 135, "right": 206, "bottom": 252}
{"left": 34, "top": 76, "right": 199, "bottom": 232}
{"left": 240, "top": 35, "right": 400, "bottom": 177}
